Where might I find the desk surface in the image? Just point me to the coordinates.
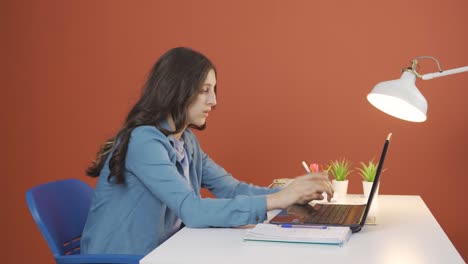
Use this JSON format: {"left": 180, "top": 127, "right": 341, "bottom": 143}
{"left": 140, "top": 195, "right": 464, "bottom": 264}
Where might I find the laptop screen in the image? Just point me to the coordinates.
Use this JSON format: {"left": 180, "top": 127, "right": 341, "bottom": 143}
{"left": 358, "top": 132, "right": 392, "bottom": 227}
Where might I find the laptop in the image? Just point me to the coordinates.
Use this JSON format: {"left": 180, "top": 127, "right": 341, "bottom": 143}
{"left": 269, "top": 133, "right": 392, "bottom": 233}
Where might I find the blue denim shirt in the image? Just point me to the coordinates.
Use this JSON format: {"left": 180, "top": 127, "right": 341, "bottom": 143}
{"left": 81, "top": 125, "right": 279, "bottom": 255}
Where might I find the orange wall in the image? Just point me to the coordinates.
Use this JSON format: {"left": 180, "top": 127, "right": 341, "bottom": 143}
{"left": 4, "top": 0, "right": 468, "bottom": 262}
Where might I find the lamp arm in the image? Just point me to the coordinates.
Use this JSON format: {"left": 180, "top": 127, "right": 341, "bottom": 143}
{"left": 422, "top": 66, "right": 468, "bottom": 80}
{"left": 405, "top": 56, "right": 443, "bottom": 78}
{"left": 414, "top": 56, "right": 442, "bottom": 72}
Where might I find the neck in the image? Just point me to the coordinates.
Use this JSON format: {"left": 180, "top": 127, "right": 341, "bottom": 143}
{"left": 166, "top": 115, "right": 186, "bottom": 140}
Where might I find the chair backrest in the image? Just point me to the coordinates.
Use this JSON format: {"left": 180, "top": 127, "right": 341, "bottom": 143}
{"left": 26, "top": 179, "right": 93, "bottom": 257}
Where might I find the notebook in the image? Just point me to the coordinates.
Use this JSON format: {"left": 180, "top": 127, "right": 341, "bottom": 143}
{"left": 244, "top": 223, "right": 351, "bottom": 246}
{"left": 270, "top": 133, "right": 392, "bottom": 233}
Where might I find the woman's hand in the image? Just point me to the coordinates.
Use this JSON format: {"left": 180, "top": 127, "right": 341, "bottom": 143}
{"left": 266, "top": 173, "right": 334, "bottom": 210}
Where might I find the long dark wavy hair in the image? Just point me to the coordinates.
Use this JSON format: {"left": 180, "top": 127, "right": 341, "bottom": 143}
{"left": 86, "top": 47, "right": 217, "bottom": 184}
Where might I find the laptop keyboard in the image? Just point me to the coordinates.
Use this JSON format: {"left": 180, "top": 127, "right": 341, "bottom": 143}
{"left": 305, "top": 204, "right": 353, "bottom": 225}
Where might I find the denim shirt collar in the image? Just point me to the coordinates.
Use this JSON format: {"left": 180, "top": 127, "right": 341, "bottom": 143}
{"left": 159, "top": 119, "right": 195, "bottom": 161}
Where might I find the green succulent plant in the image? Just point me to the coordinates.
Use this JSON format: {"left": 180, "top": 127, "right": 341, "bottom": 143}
{"left": 357, "top": 159, "right": 379, "bottom": 182}
{"left": 329, "top": 158, "right": 352, "bottom": 181}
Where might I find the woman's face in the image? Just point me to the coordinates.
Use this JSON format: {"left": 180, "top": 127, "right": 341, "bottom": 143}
{"left": 186, "top": 69, "right": 217, "bottom": 127}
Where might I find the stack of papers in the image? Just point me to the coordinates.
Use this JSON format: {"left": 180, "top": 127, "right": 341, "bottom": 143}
{"left": 244, "top": 224, "right": 352, "bottom": 246}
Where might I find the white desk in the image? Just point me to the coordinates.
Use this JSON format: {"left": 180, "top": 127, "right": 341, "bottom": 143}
{"left": 140, "top": 195, "right": 464, "bottom": 264}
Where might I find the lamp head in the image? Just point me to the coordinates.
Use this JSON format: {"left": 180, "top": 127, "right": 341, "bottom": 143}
{"left": 367, "top": 59, "right": 428, "bottom": 122}
{"left": 367, "top": 71, "right": 428, "bottom": 122}
{"left": 368, "top": 56, "right": 467, "bottom": 122}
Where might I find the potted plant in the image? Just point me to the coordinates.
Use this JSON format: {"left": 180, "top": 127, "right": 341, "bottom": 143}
{"left": 357, "top": 159, "right": 380, "bottom": 198}
{"left": 329, "top": 158, "right": 352, "bottom": 200}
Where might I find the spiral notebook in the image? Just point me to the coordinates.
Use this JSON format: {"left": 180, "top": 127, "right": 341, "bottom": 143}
{"left": 244, "top": 224, "right": 351, "bottom": 246}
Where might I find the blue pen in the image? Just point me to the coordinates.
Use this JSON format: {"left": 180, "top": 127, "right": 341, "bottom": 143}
{"left": 280, "top": 224, "right": 328, "bottom": 229}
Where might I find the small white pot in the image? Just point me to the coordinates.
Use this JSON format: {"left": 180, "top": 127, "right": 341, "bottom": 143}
{"left": 363, "top": 181, "right": 380, "bottom": 199}
{"left": 332, "top": 179, "right": 349, "bottom": 201}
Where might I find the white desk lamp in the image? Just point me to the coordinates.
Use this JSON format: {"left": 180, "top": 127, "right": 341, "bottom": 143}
{"left": 367, "top": 56, "right": 468, "bottom": 122}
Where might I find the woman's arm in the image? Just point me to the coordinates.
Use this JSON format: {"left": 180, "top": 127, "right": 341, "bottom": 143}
{"left": 200, "top": 150, "right": 280, "bottom": 198}
{"left": 125, "top": 127, "right": 268, "bottom": 228}
{"left": 199, "top": 149, "right": 333, "bottom": 211}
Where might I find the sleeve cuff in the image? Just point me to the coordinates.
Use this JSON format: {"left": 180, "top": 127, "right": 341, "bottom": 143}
{"left": 249, "top": 195, "right": 268, "bottom": 224}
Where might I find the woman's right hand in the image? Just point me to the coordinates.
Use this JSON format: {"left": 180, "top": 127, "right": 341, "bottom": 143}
{"left": 266, "top": 173, "right": 334, "bottom": 210}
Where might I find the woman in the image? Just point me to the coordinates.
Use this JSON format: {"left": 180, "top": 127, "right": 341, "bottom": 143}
{"left": 81, "top": 47, "right": 333, "bottom": 255}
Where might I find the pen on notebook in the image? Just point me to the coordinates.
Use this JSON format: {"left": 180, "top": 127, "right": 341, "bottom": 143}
{"left": 301, "top": 161, "right": 311, "bottom": 173}
{"left": 280, "top": 224, "right": 328, "bottom": 229}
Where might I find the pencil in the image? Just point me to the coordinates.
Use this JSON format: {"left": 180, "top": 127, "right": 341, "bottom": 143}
{"left": 301, "top": 161, "right": 311, "bottom": 173}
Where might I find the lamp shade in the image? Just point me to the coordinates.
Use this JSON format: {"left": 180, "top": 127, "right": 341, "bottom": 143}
{"left": 367, "top": 71, "right": 428, "bottom": 122}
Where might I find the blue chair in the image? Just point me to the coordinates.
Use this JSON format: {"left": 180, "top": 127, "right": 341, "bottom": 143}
{"left": 26, "top": 179, "right": 143, "bottom": 264}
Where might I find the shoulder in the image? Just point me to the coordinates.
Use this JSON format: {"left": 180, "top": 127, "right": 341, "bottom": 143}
{"left": 128, "top": 126, "right": 172, "bottom": 152}
{"left": 130, "top": 126, "right": 168, "bottom": 143}
{"left": 126, "top": 126, "right": 175, "bottom": 162}
{"left": 131, "top": 125, "right": 164, "bottom": 136}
